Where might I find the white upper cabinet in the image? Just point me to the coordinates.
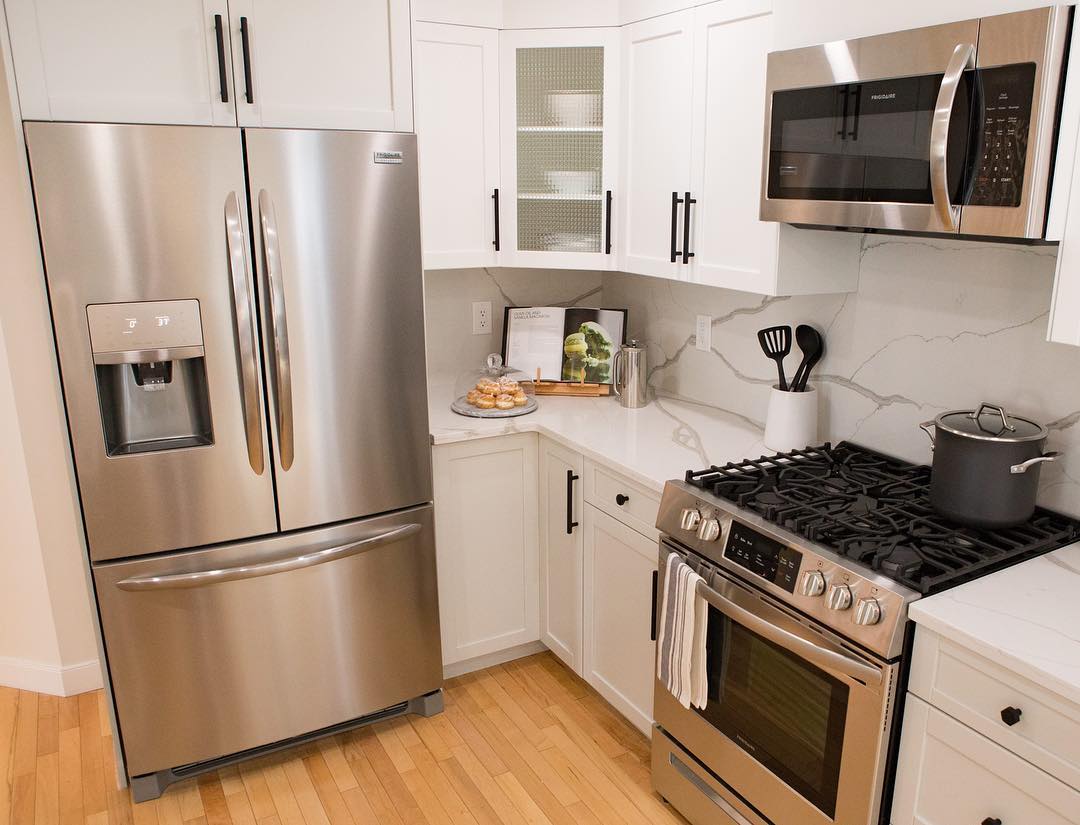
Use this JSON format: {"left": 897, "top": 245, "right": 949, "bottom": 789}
{"left": 5, "top": 0, "right": 237, "bottom": 125}
{"left": 687, "top": 0, "right": 776, "bottom": 293}
{"left": 6, "top": 0, "right": 412, "bottom": 131}
{"left": 414, "top": 23, "right": 500, "bottom": 270}
{"left": 619, "top": 10, "right": 694, "bottom": 280}
{"left": 498, "top": 28, "right": 621, "bottom": 270}
{"left": 229, "top": 0, "right": 412, "bottom": 130}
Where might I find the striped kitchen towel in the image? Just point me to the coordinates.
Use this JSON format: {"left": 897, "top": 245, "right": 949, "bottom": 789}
{"left": 656, "top": 552, "right": 709, "bottom": 710}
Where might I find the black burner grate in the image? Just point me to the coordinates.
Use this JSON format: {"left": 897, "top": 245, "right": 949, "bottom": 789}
{"left": 685, "top": 442, "right": 1080, "bottom": 594}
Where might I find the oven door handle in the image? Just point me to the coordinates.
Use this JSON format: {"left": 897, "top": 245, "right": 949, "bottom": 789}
{"left": 695, "top": 579, "right": 883, "bottom": 686}
{"left": 929, "top": 42, "right": 975, "bottom": 232}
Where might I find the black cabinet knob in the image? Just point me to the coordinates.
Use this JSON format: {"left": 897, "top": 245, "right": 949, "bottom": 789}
{"left": 1000, "top": 706, "right": 1022, "bottom": 726}
{"left": 981, "top": 818, "right": 1002, "bottom": 825}
{"left": 616, "top": 493, "right": 630, "bottom": 506}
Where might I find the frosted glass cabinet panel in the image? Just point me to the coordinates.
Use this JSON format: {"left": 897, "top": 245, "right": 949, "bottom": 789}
{"left": 500, "top": 29, "right": 620, "bottom": 269}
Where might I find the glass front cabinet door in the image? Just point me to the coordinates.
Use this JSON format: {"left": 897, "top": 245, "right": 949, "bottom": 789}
{"left": 500, "top": 29, "right": 620, "bottom": 269}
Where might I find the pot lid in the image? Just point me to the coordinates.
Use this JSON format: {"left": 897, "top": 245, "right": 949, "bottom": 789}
{"left": 935, "top": 402, "right": 1047, "bottom": 443}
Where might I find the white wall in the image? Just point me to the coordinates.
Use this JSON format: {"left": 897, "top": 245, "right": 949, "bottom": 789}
{"left": 0, "top": 19, "right": 100, "bottom": 696}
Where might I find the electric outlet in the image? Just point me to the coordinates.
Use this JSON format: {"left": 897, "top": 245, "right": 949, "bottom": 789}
{"left": 472, "top": 301, "right": 492, "bottom": 335}
{"left": 696, "top": 315, "right": 712, "bottom": 352}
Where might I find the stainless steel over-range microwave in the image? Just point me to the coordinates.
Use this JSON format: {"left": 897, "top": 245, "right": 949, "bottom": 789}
{"left": 760, "top": 7, "right": 1071, "bottom": 240}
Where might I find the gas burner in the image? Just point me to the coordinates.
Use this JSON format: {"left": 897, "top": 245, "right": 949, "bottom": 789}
{"left": 686, "top": 442, "right": 1080, "bottom": 594}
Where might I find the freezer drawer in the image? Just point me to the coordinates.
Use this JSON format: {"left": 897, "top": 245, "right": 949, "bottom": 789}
{"left": 93, "top": 505, "right": 441, "bottom": 777}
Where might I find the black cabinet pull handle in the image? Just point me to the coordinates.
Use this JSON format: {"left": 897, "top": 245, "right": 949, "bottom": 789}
{"left": 616, "top": 493, "right": 629, "bottom": 506}
{"left": 981, "top": 818, "right": 1002, "bottom": 825}
{"left": 565, "top": 470, "right": 579, "bottom": 535}
{"left": 1000, "top": 706, "right": 1022, "bottom": 726}
{"left": 682, "top": 191, "right": 696, "bottom": 265}
{"left": 492, "top": 189, "right": 500, "bottom": 251}
{"left": 213, "top": 15, "right": 229, "bottom": 103}
{"left": 670, "top": 191, "right": 683, "bottom": 263}
{"left": 240, "top": 16, "right": 254, "bottom": 103}
{"left": 650, "top": 569, "right": 659, "bottom": 641}
{"left": 604, "top": 190, "right": 613, "bottom": 255}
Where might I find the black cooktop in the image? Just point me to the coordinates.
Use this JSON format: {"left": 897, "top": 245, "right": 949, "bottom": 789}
{"left": 685, "top": 442, "right": 1080, "bottom": 595}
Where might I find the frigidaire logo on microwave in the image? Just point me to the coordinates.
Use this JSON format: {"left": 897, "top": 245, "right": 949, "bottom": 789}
{"left": 870, "top": 92, "right": 897, "bottom": 101}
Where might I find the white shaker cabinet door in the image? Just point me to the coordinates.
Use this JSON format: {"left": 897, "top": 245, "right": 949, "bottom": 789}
{"left": 538, "top": 438, "right": 584, "bottom": 673}
{"left": 582, "top": 505, "right": 658, "bottom": 735}
{"left": 228, "top": 0, "right": 413, "bottom": 131}
{"left": 687, "top": 0, "right": 779, "bottom": 294}
{"left": 5, "top": 0, "right": 237, "bottom": 125}
{"left": 432, "top": 434, "right": 540, "bottom": 667}
{"left": 414, "top": 23, "right": 501, "bottom": 270}
{"left": 619, "top": 9, "right": 694, "bottom": 280}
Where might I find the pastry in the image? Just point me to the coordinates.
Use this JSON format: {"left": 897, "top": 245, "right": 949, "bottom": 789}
{"left": 513, "top": 392, "right": 528, "bottom": 407}
{"left": 466, "top": 389, "right": 481, "bottom": 405}
{"left": 495, "top": 394, "right": 515, "bottom": 410}
{"left": 474, "top": 394, "right": 496, "bottom": 409}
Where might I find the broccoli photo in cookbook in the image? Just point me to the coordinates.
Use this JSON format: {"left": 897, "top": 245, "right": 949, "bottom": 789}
{"left": 502, "top": 306, "right": 627, "bottom": 384}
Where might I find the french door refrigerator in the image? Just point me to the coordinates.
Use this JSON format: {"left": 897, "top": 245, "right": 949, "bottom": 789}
{"left": 25, "top": 122, "right": 442, "bottom": 800}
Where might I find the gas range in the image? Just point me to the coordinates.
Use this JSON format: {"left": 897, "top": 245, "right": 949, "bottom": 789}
{"left": 657, "top": 442, "right": 1080, "bottom": 660}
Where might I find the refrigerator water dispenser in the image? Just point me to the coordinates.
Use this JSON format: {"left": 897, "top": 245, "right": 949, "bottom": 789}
{"left": 87, "top": 300, "right": 213, "bottom": 456}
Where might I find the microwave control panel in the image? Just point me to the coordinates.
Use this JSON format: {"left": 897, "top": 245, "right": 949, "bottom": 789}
{"left": 723, "top": 520, "right": 803, "bottom": 593}
{"left": 967, "top": 63, "right": 1036, "bottom": 208}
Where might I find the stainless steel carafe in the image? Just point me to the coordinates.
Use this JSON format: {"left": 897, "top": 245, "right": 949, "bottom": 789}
{"left": 613, "top": 340, "right": 648, "bottom": 408}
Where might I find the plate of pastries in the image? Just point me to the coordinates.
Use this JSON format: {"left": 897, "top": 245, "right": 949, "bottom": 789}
{"left": 451, "top": 376, "right": 538, "bottom": 418}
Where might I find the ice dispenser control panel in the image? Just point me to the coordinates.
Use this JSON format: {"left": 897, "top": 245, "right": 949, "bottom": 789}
{"left": 87, "top": 300, "right": 203, "bottom": 357}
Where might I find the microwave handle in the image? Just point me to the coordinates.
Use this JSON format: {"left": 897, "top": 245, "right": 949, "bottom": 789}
{"left": 929, "top": 43, "right": 976, "bottom": 231}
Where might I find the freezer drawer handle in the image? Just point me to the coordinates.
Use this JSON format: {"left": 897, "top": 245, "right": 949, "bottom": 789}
{"left": 114, "top": 523, "right": 422, "bottom": 591}
{"left": 258, "top": 190, "right": 295, "bottom": 471}
{"left": 224, "top": 191, "right": 265, "bottom": 475}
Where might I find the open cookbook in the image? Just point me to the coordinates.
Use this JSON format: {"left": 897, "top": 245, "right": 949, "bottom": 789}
{"left": 502, "top": 306, "right": 628, "bottom": 384}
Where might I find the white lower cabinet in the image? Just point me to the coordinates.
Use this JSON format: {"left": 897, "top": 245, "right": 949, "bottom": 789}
{"left": 432, "top": 433, "right": 539, "bottom": 667}
{"left": 539, "top": 438, "right": 584, "bottom": 672}
{"left": 892, "top": 695, "right": 1080, "bottom": 825}
{"left": 582, "top": 504, "right": 657, "bottom": 735}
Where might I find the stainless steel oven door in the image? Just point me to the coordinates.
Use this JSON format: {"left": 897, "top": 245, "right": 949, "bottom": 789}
{"left": 653, "top": 541, "right": 898, "bottom": 825}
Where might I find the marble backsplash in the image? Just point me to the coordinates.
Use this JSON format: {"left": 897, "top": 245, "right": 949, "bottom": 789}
{"left": 602, "top": 236, "right": 1080, "bottom": 516}
{"left": 423, "top": 267, "right": 601, "bottom": 378}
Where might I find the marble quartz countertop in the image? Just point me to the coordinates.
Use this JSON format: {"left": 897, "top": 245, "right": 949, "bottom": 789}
{"left": 910, "top": 544, "right": 1080, "bottom": 706}
{"left": 428, "top": 379, "right": 768, "bottom": 492}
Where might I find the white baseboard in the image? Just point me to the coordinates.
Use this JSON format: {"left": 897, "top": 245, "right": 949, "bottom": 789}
{"left": 442, "top": 640, "right": 548, "bottom": 679}
{"left": 0, "top": 656, "right": 102, "bottom": 696}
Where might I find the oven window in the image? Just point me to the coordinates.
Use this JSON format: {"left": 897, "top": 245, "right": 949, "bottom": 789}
{"left": 696, "top": 606, "right": 849, "bottom": 818}
{"left": 767, "top": 70, "right": 976, "bottom": 205}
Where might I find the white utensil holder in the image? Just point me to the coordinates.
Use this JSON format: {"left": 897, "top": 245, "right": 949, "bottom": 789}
{"left": 764, "top": 384, "right": 819, "bottom": 452}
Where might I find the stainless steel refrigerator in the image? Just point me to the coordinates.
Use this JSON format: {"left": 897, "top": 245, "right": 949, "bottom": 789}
{"left": 25, "top": 122, "right": 442, "bottom": 800}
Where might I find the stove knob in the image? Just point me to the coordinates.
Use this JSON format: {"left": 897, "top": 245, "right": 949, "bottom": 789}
{"left": 680, "top": 508, "right": 702, "bottom": 531}
{"left": 854, "top": 597, "right": 883, "bottom": 626}
{"left": 826, "top": 584, "right": 853, "bottom": 611}
{"left": 798, "top": 570, "right": 827, "bottom": 598}
{"left": 696, "top": 518, "right": 721, "bottom": 542}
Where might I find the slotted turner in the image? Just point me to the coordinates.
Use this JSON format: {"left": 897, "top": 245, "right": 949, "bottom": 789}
{"left": 757, "top": 326, "right": 792, "bottom": 391}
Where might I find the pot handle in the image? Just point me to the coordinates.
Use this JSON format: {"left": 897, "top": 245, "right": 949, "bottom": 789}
{"left": 970, "top": 402, "right": 1015, "bottom": 432}
{"left": 1010, "top": 451, "right": 1061, "bottom": 474}
{"left": 919, "top": 421, "right": 936, "bottom": 448}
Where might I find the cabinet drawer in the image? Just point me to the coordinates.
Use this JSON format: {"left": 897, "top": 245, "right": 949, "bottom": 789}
{"left": 583, "top": 459, "right": 660, "bottom": 540}
{"left": 910, "top": 628, "right": 1080, "bottom": 790}
{"left": 893, "top": 695, "right": 1080, "bottom": 825}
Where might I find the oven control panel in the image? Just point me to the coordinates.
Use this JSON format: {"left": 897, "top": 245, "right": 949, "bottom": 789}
{"left": 723, "top": 520, "right": 802, "bottom": 593}
{"left": 967, "top": 63, "right": 1036, "bottom": 208}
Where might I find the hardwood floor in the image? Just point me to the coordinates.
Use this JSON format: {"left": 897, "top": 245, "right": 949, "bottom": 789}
{"left": 1, "top": 652, "right": 688, "bottom": 825}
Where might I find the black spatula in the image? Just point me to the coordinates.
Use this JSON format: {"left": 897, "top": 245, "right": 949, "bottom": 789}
{"left": 757, "top": 326, "right": 792, "bottom": 391}
{"left": 791, "top": 324, "right": 824, "bottom": 392}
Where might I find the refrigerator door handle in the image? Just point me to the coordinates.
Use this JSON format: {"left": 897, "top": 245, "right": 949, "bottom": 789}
{"left": 114, "top": 523, "right": 422, "bottom": 591}
{"left": 224, "top": 191, "right": 265, "bottom": 475}
{"left": 258, "top": 189, "right": 295, "bottom": 471}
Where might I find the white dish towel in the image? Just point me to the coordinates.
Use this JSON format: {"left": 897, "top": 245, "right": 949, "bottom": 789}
{"left": 656, "top": 551, "right": 709, "bottom": 710}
